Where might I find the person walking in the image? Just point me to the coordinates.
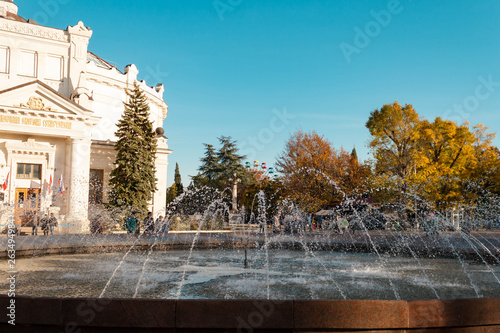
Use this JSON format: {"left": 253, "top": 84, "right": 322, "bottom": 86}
{"left": 40, "top": 214, "right": 49, "bottom": 235}
{"left": 126, "top": 211, "right": 138, "bottom": 234}
{"left": 273, "top": 212, "right": 281, "bottom": 233}
{"left": 155, "top": 215, "right": 164, "bottom": 233}
{"left": 48, "top": 213, "right": 58, "bottom": 235}
{"left": 31, "top": 211, "right": 39, "bottom": 236}
{"left": 158, "top": 216, "right": 170, "bottom": 234}
{"left": 143, "top": 212, "right": 155, "bottom": 235}
{"left": 336, "top": 215, "right": 349, "bottom": 235}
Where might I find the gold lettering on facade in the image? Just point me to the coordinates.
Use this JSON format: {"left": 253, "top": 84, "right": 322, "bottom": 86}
{"left": 42, "top": 119, "right": 72, "bottom": 129}
{"left": 0, "top": 115, "right": 21, "bottom": 124}
{"left": 22, "top": 117, "right": 42, "bottom": 126}
{"left": 0, "top": 115, "right": 71, "bottom": 129}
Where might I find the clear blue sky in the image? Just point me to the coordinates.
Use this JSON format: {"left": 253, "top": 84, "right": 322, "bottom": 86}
{"left": 19, "top": 0, "right": 500, "bottom": 186}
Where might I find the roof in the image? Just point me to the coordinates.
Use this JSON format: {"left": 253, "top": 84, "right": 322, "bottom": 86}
{"left": 327, "top": 198, "right": 376, "bottom": 207}
{"left": 0, "top": 80, "right": 93, "bottom": 114}
{"left": 0, "top": 10, "right": 26, "bottom": 23}
{"left": 315, "top": 210, "right": 334, "bottom": 216}
{"left": 87, "top": 51, "right": 123, "bottom": 74}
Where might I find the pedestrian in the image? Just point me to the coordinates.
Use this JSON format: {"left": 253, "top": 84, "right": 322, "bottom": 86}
{"left": 336, "top": 215, "right": 349, "bottom": 235}
{"left": 273, "top": 212, "right": 281, "bottom": 233}
{"left": 48, "top": 213, "right": 58, "bottom": 235}
{"left": 155, "top": 215, "right": 165, "bottom": 233}
{"left": 158, "top": 216, "right": 171, "bottom": 234}
{"left": 126, "top": 211, "right": 138, "bottom": 234}
{"left": 90, "top": 215, "right": 103, "bottom": 235}
{"left": 307, "top": 213, "right": 313, "bottom": 232}
{"left": 31, "top": 211, "right": 39, "bottom": 236}
{"left": 143, "top": 212, "right": 155, "bottom": 235}
{"left": 40, "top": 213, "right": 49, "bottom": 235}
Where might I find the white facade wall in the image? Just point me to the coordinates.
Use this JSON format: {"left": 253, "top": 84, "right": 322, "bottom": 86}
{"left": 0, "top": 1, "right": 172, "bottom": 231}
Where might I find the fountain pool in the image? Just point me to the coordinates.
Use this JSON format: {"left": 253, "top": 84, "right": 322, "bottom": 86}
{"left": 1, "top": 249, "right": 499, "bottom": 300}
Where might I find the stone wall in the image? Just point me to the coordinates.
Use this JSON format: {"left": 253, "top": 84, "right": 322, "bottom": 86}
{"left": 0, "top": 295, "right": 498, "bottom": 332}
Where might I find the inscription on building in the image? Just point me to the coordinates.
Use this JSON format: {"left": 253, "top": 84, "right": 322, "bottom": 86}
{"left": 0, "top": 115, "right": 72, "bottom": 129}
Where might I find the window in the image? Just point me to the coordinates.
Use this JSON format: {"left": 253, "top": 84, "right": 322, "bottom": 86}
{"left": 0, "top": 46, "right": 9, "bottom": 74}
{"left": 16, "top": 163, "right": 42, "bottom": 179}
{"left": 19, "top": 50, "right": 37, "bottom": 77}
{"left": 89, "top": 169, "right": 104, "bottom": 204}
{"left": 45, "top": 55, "right": 63, "bottom": 81}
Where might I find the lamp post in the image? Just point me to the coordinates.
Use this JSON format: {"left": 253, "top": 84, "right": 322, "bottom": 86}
{"left": 228, "top": 172, "right": 241, "bottom": 213}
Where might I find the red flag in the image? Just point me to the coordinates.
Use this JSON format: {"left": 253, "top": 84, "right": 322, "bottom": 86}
{"left": 2, "top": 172, "right": 9, "bottom": 191}
{"left": 49, "top": 174, "right": 53, "bottom": 194}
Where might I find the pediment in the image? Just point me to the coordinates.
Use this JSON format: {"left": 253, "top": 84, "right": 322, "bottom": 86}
{"left": 0, "top": 80, "right": 94, "bottom": 119}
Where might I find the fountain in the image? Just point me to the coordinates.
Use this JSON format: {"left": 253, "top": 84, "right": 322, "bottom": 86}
{"left": 0, "top": 185, "right": 499, "bottom": 331}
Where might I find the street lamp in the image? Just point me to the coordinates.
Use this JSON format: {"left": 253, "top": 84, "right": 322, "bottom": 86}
{"left": 228, "top": 172, "right": 241, "bottom": 213}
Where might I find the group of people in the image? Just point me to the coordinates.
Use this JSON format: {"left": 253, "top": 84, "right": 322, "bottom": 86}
{"left": 30, "top": 212, "right": 58, "bottom": 236}
{"left": 125, "top": 211, "right": 170, "bottom": 235}
{"left": 270, "top": 212, "right": 356, "bottom": 235}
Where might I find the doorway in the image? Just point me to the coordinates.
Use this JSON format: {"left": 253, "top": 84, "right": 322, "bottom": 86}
{"left": 14, "top": 188, "right": 40, "bottom": 226}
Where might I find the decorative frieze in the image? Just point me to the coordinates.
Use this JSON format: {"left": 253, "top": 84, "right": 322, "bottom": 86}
{"left": 0, "top": 19, "right": 69, "bottom": 42}
{"left": 16, "top": 96, "right": 56, "bottom": 111}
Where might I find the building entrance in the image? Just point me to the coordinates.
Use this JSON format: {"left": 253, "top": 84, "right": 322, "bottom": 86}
{"left": 14, "top": 188, "right": 40, "bottom": 226}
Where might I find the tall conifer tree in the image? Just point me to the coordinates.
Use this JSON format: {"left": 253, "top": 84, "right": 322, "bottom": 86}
{"left": 217, "top": 136, "right": 246, "bottom": 180}
{"left": 109, "top": 82, "right": 158, "bottom": 213}
{"left": 198, "top": 143, "right": 219, "bottom": 182}
{"left": 174, "top": 163, "right": 184, "bottom": 195}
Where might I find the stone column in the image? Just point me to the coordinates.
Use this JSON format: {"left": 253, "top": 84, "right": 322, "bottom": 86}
{"left": 153, "top": 136, "right": 170, "bottom": 216}
{"left": 66, "top": 137, "right": 91, "bottom": 233}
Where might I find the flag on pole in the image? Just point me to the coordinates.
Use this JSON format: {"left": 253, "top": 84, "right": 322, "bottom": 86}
{"left": 49, "top": 174, "right": 53, "bottom": 194}
{"left": 58, "top": 174, "right": 65, "bottom": 194}
{"left": 2, "top": 172, "right": 9, "bottom": 191}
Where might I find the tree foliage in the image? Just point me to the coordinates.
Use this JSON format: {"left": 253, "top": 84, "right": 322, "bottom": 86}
{"left": 366, "top": 101, "right": 421, "bottom": 179}
{"left": 366, "top": 101, "right": 499, "bottom": 211}
{"left": 276, "top": 130, "right": 370, "bottom": 212}
{"left": 174, "top": 163, "right": 184, "bottom": 195}
{"left": 108, "top": 82, "right": 157, "bottom": 214}
{"left": 195, "top": 136, "right": 249, "bottom": 190}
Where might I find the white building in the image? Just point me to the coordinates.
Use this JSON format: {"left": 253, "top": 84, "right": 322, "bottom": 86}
{"left": 0, "top": 0, "right": 172, "bottom": 233}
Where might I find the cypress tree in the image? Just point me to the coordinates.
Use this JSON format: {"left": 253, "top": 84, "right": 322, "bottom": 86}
{"left": 351, "top": 146, "right": 358, "bottom": 162}
{"left": 174, "top": 163, "right": 184, "bottom": 195}
{"left": 166, "top": 183, "right": 178, "bottom": 204}
{"left": 108, "top": 82, "right": 158, "bottom": 214}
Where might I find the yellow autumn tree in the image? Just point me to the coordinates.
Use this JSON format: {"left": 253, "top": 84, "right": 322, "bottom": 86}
{"left": 417, "top": 118, "right": 476, "bottom": 210}
{"left": 367, "top": 101, "right": 499, "bottom": 211}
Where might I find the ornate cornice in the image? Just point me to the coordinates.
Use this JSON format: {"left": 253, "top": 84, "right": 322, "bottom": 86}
{"left": 0, "top": 18, "right": 69, "bottom": 42}
{"left": 4, "top": 138, "right": 56, "bottom": 155}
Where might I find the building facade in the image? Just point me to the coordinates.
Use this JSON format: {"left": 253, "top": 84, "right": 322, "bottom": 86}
{"left": 0, "top": 0, "right": 172, "bottom": 233}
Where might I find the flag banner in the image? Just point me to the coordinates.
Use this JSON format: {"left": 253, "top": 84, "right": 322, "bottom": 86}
{"left": 49, "top": 174, "right": 53, "bottom": 194}
{"left": 58, "top": 174, "right": 65, "bottom": 194}
{"left": 2, "top": 172, "right": 9, "bottom": 191}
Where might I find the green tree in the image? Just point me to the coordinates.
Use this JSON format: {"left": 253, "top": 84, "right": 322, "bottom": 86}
{"left": 198, "top": 143, "right": 219, "bottom": 185}
{"left": 166, "top": 183, "right": 178, "bottom": 204}
{"left": 216, "top": 136, "right": 248, "bottom": 185}
{"left": 174, "top": 163, "right": 184, "bottom": 195}
{"left": 196, "top": 136, "right": 249, "bottom": 190}
{"left": 108, "top": 82, "right": 158, "bottom": 214}
{"left": 351, "top": 147, "right": 358, "bottom": 161}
